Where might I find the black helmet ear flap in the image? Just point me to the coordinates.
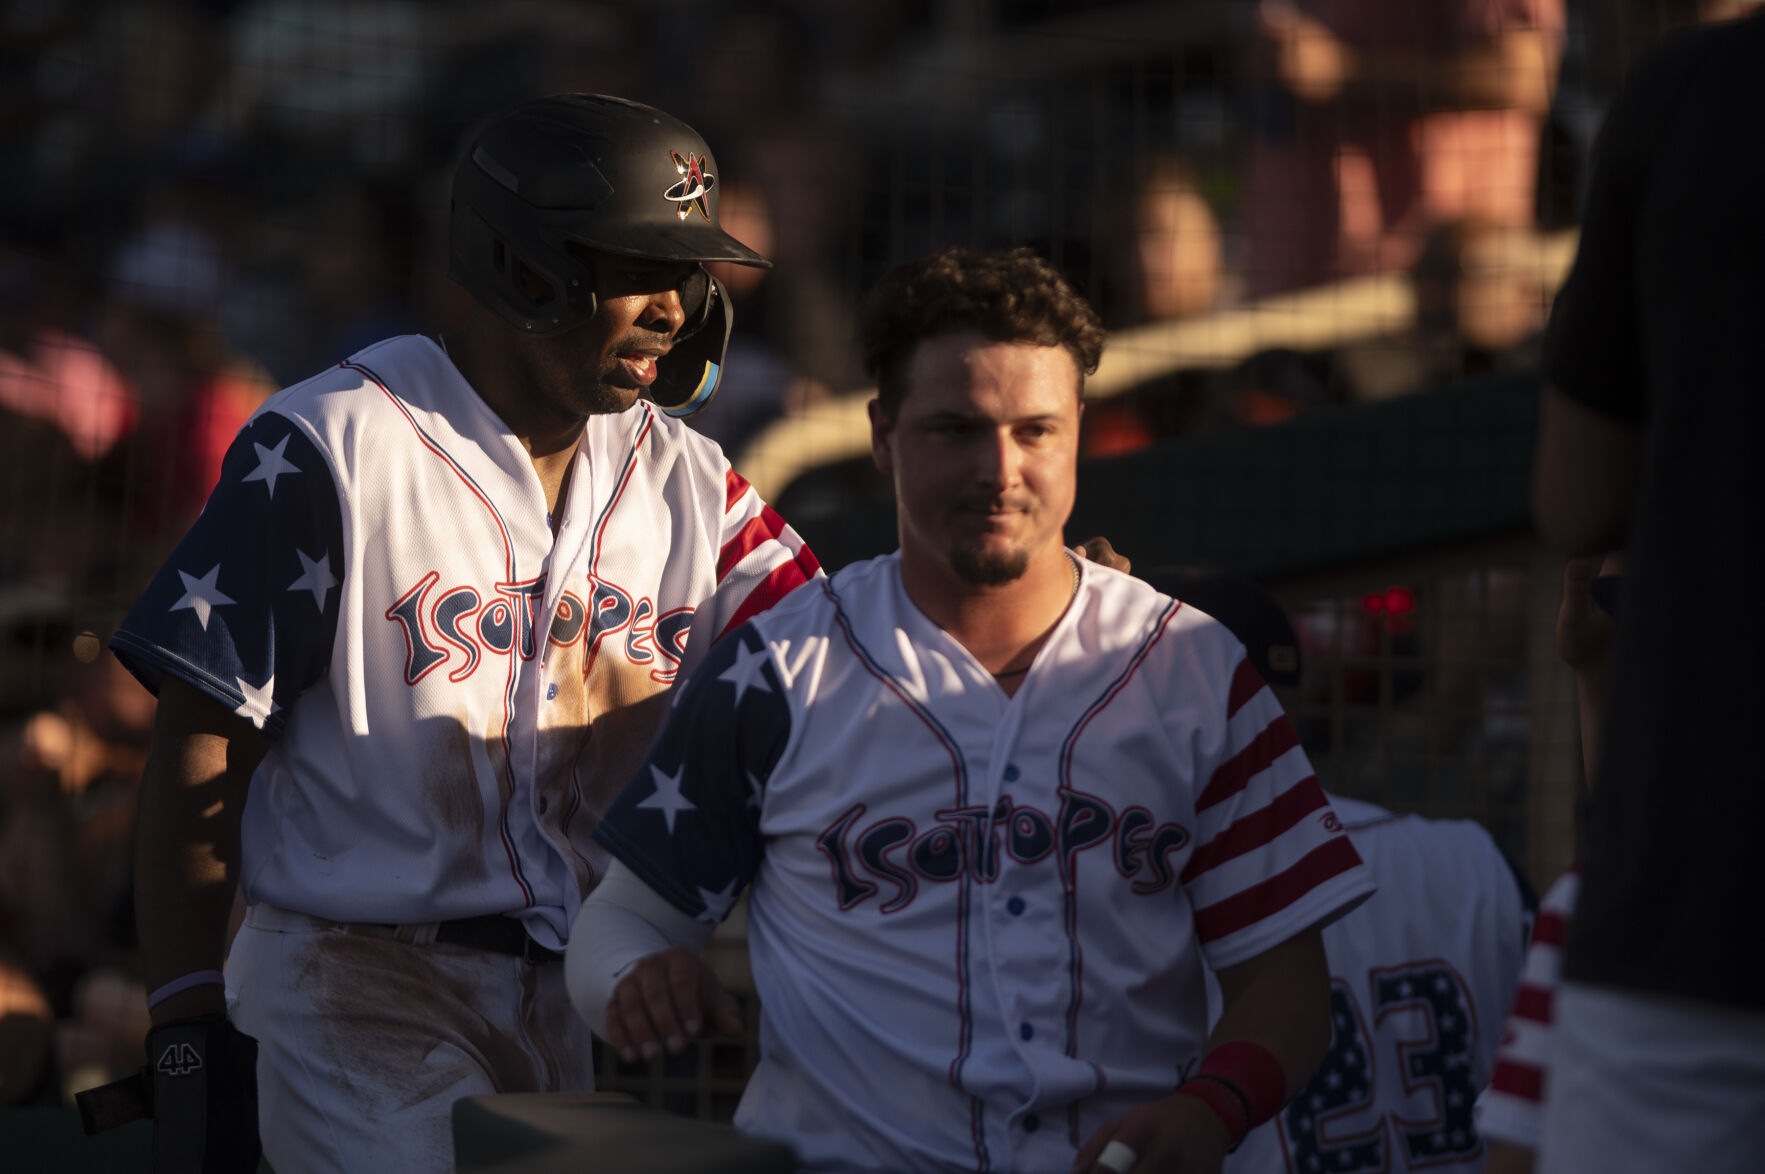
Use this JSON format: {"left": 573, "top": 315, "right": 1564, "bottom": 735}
{"left": 677, "top": 265, "right": 712, "bottom": 326}
{"left": 651, "top": 273, "right": 731, "bottom": 418}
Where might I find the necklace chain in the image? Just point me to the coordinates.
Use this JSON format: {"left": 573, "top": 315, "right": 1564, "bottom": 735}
{"left": 991, "top": 554, "right": 1081, "bottom": 681}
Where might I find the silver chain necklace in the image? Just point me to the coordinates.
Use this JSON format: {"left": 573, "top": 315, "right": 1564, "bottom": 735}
{"left": 992, "top": 554, "right": 1081, "bottom": 680}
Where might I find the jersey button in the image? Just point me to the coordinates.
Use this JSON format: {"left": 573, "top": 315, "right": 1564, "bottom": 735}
{"left": 1019, "top": 1022, "right": 1034, "bottom": 1041}
{"left": 1007, "top": 897, "right": 1025, "bottom": 916}
{"left": 1003, "top": 764, "right": 1021, "bottom": 782}
{"left": 1023, "top": 1113, "right": 1040, "bottom": 1133}
{"left": 546, "top": 683, "right": 558, "bottom": 700}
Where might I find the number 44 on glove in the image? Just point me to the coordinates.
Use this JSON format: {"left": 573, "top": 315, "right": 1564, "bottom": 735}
{"left": 76, "top": 1014, "right": 263, "bottom": 1174}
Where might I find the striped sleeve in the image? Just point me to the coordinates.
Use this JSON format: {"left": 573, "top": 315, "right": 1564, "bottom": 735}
{"left": 704, "top": 467, "right": 822, "bottom": 645}
{"left": 1180, "top": 656, "right": 1377, "bottom": 970}
{"left": 1476, "top": 866, "right": 1582, "bottom": 1151}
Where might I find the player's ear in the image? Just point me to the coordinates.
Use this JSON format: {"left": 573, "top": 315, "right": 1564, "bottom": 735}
{"left": 868, "top": 397, "right": 895, "bottom": 475}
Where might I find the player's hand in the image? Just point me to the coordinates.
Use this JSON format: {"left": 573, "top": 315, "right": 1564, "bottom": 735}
{"left": 1555, "top": 555, "right": 1617, "bottom": 676}
{"left": 1073, "top": 537, "right": 1131, "bottom": 575}
{"left": 604, "top": 947, "right": 743, "bottom": 1062}
{"left": 1070, "top": 1090, "right": 1233, "bottom": 1174}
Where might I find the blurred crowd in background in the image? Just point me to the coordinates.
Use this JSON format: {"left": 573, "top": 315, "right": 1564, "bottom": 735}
{"left": 0, "top": 0, "right": 1750, "bottom": 1110}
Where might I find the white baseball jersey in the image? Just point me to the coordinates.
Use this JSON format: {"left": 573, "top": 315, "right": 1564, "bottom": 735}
{"left": 591, "top": 552, "right": 1377, "bottom": 1173}
{"left": 1223, "top": 796, "right": 1532, "bottom": 1173}
{"left": 111, "top": 333, "right": 819, "bottom": 948}
{"left": 1475, "top": 865, "right": 1580, "bottom": 1152}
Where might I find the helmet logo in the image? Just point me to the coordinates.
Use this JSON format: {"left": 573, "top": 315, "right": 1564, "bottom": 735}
{"left": 664, "top": 150, "right": 716, "bottom": 221}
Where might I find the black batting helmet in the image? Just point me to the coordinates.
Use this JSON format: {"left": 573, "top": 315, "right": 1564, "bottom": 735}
{"left": 1142, "top": 567, "right": 1303, "bottom": 687}
{"left": 448, "top": 94, "right": 770, "bottom": 417}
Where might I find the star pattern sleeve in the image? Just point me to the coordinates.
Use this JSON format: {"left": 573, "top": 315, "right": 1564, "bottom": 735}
{"left": 592, "top": 621, "right": 791, "bottom": 923}
{"left": 1179, "top": 656, "right": 1377, "bottom": 970}
{"left": 109, "top": 411, "right": 344, "bottom": 739}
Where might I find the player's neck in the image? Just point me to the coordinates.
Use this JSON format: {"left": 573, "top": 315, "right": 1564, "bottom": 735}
{"left": 440, "top": 323, "right": 583, "bottom": 444}
{"left": 438, "top": 325, "right": 584, "bottom": 524}
{"left": 901, "top": 546, "right": 1078, "bottom": 679}
{"left": 532, "top": 445, "right": 579, "bottom": 532}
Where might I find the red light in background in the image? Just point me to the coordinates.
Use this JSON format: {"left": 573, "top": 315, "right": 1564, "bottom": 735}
{"left": 1362, "top": 587, "right": 1415, "bottom": 617}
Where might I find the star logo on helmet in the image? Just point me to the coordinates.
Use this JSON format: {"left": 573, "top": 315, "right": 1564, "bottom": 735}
{"left": 664, "top": 150, "right": 716, "bottom": 221}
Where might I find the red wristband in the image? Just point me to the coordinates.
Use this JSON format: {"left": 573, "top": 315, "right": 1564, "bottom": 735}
{"left": 1197, "top": 1041, "right": 1288, "bottom": 1128}
{"left": 1173, "top": 1075, "right": 1251, "bottom": 1144}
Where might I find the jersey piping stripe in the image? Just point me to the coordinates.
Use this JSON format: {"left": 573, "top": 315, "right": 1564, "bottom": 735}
{"left": 820, "top": 577, "right": 990, "bottom": 1173}
{"left": 351, "top": 361, "right": 535, "bottom": 907}
{"left": 579, "top": 407, "right": 653, "bottom": 686}
{"left": 1195, "top": 716, "right": 1301, "bottom": 812}
{"left": 1190, "top": 836, "right": 1362, "bottom": 942}
{"left": 557, "top": 405, "right": 654, "bottom": 880}
{"left": 586, "top": 406, "right": 653, "bottom": 581}
{"left": 1054, "top": 595, "right": 1181, "bottom": 1143}
{"left": 350, "top": 363, "right": 516, "bottom": 581}
{"left": 1057, "top": 596, "right": 1182, "bottom": 791}
{"left": 1178, "top": 775, "right": 1330, "bottom": 883}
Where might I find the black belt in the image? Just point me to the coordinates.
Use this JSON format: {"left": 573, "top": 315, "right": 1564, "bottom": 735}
{"left": 434, "top": 915, "right": 561, "bottom": 964}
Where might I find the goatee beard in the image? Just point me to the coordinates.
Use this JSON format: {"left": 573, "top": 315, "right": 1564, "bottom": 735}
{"left": 582, "top": 376, "right": 637, "bottom": 415}
{"left": 948, "top": 545, "right": 1029, "bottom": 586}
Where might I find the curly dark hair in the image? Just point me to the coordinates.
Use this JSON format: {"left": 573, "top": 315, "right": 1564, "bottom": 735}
{"left": 860, "top": 247, "right": 1106, "bottom": 421}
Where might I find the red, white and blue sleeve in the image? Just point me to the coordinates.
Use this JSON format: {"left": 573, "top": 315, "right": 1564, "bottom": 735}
{"left": 700, "top": 467, "right": 821, "bottom": 647}
{"left": 109, "top": 411, "right": 344, "bottom": 740}
{"left": 1476, "top": 865, "right": 1582, "bottom": 1150}
{"left": 591, "top": 621, "right": 792, "bottom": 923}
{"left": 1179, "top": 657, "right": 1378, "bottom": 970}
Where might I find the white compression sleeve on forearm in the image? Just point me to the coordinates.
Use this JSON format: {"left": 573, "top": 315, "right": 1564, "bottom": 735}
{"left": 564, "top": 859, "right": 715, "bottom": 1039}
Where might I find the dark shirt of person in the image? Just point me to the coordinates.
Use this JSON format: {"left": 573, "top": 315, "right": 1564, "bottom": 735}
{"left": 1541, "top": 10, "right": 1765, "bottom": 1012}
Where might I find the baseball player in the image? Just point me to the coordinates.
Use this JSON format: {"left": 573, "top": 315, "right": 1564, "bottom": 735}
{"left": 98, "top": 95, "right": 818, "bottom": 1173}
{"left": 565, "top": 247, "right": 1378, "bottom": 1173}
{"left": 1223, "top": 792, "right": 1531, "bottom": 1174}
{"left": 1146, "top": 571, "right": 1535, "bottom": 1174}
